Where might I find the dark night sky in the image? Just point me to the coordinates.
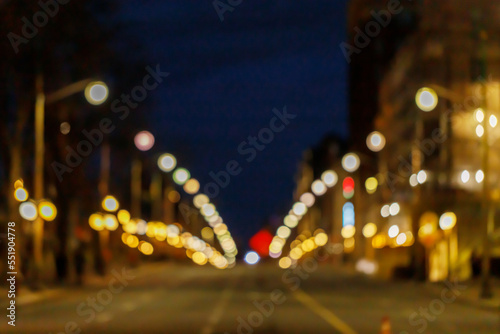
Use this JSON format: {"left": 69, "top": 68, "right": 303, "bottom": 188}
{"left": 114, "top": 0, "right": 348, "bottom": 241}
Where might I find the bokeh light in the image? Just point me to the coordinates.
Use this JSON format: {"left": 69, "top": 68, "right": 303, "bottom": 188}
{"left": 173, "top": 168, "right": 190, "bottom": 185}
{"left": 342, "top": 153, "right": 360, "bottom": 172}
{"left": 415, "top": 87, "right": 438, "bottom": 112}
{"left": 158, "top": 153, "right": 177, "bottom": 172}
{"left": 183, "top": 178, "right": 200, "bottom": 194}
{"left": 244, "top": 251, "right": 260, "bottom": 265}
{"left": 321, "top": 170, "right": 338, "bottom": 187}
{"left": 19, "top": 201, "right": 38, "bottom": 221}
{"left": 134, "top": 131, "right": 155, "bottom": 151}
{"left": 38, "top": 200, "right": 57, "bottom": 221}
{"left": 14, "top": 187, "right": 28, "bottom": 202}
{"left": 85, "top": 81, "right": 109, "bottom": 105}
{"left": 366, "top": 131, "right": 386, "bottom": 152}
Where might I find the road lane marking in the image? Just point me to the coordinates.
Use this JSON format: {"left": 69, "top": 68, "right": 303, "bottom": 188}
{"left": 200, "top": 287, "right": 234, "bottom": 334}
{"left": 293, "top": 289, "right": 358, "bottom": 334}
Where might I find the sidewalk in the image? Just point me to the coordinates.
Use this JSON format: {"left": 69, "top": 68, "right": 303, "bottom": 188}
{"left": 424, "top": 278, "right": 500, "bottom": 312}
{"left": 0, "top": 261, "right": 173, "bottom": 307}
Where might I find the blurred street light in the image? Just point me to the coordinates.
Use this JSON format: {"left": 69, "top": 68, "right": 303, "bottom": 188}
{"left": 244, "top": 251, "right": 260, "bottom": 265}
{"left": 134, "top": 131, "right": 155, "bottom": 151}
{"left": 38, "top": 200, "right": 57, "bottom": 221}
{"left": 102, "top": 195, "right": 119, "bottom": 212}
{"left": 461, "top": 170, "right": 470, "bottom": 183}
{"left": 439, "top": 212, "right": 457, "bottom": 231}
{"left": 183, "top": 178, "right": 200, "bottom": 194}
{"left": 117, "top": 209, "right": 131, "bottom": 224}
{"left": 14, "top": 187, "right": 29, "bottom": 202}
{"left": 173, "top": 168, "right": 190, "bottom": 185}
{"left": 415, "top": 87, "right": 438, "bottom": 112}
{"left": 365, "top": 177, "right": 378, "bottom": 194}
{"left": 299, "top": 192, "right": 315, "bottom": 207}
{"left": 321, "top": 170, "right": 338, "bottom": 187}
{"left": 103, "top": 214, "right": 119, "bottom": 231}
{"left": 311, "top": 180, "right": 327, "bottom": 196}
{"left": 388, "top": 225, "right": 400, "bottom": 238}
{"left": 84, "top": 81, "right": 109, "bottom": 105}
{"left": 19, "top": 201, "right": 38, "bottom": 221}
{"left": 475, "top": 108, "right": 485, "bottom": 123}
{"left": 362, "top": 223, "right": 377, "bottom": 238}
{"left": 476, "top": 124, "right": 485, "bottom": 137}
{"left": 292, "top": 202, "right": 307, "bottom": 216}
{"left": 158, "top": 153, "right": 177, "bottom": 172}
{"left": 366, "top": 131, "right": 386, "bottom": 152}
{"left": 342, "top": 153, "right": 360, "bottom": 172}
{"left": 417, "top": 170, "right": 428, "bottom": 184}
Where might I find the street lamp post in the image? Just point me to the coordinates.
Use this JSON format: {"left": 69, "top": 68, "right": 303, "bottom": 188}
{"left": 32, "top": 72, "right": 108, "bottom": 282}
{"left": 131, "top": 131, "right": 155, "bottom": 217}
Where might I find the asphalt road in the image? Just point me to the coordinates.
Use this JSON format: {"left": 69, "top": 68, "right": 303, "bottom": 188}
{"left": 1, "top": 262, "right": 498, "bottom": 333}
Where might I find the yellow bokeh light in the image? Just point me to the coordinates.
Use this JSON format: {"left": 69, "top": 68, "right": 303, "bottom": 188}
{"left": 284, "top": 215, "right": 299, "bottom": 228}
{"left": 201, "top": 203, "right": 216, "bottom": 217}
{"left": 139, "top": 241, "right": 154, "bottom": 255}
{"left": 127, "top": 235, "right": 139, "bottom": 248}
{"left": 102, "top": 195, "right": 119, "bottom": 212}
{"left": 341, "top": 225, "right": 356, "bottom": 239}
{"left": 439, "top": 212, "right": 457, "bottom": 231}
{"left": 39, "top": 200, "right": 57, "bottom": 221}
{"left": 277, "top": 226, "right": 291, "bottom": 239}
{"left": 14, "top": 179, "right": 24, "bottom": 189}
{"left": 301, "top": 239, "right": 315, "bottom": 252}
{"left": 193, "top": 194, "right": 210, "bottom": 208}
{"left": 290, "top": 247, "right": 303, "bottom": 260}
{"left": 372, "top": 234, "right": 386, "bottom": 249}
{"left": 103, "top": 214, "right": 118, "bottom": 231}
{"left": 362, "top": 223, "right": 377, "bottom": 238}
{"left": 14, "top": 187, "right": 29, "bottom": 202}
{"left": 89, "top": 213, "right": 104, "bottom": 231}
{"left": 121, "top": 233, "right": 130, "bottom": 244}
{"left": 201, "top": 227, "right": 214, "bottom": 240}
{"left": 85, "top": 81, "right": 109, "bottom": 105}
{"left": 279, "top": 257, "right": 292, "bottom": 269}
{"left": 168, "top": 190, "right": 181, "bottom": 203}
{"left": 344, "top": 237, "right": 355, "bottom": 252}
{"left": 117, "top": 210, "right": 130, "bottom": 224}
{"left": 192, "top": 251, "right": 208, "bottom": 265}
{"left": 314, "top": 232, "right": 328, "bottom": 246}
{"left": 183, "top": 178, "right": 200, "bottom": 195}
{"left": 365, "top": 177, "right": 378, "bottom": 194}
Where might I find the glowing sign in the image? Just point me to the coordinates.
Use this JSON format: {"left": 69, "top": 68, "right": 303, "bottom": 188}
{"left": 343, "top": 202, "right": 355, "bottom": 227}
